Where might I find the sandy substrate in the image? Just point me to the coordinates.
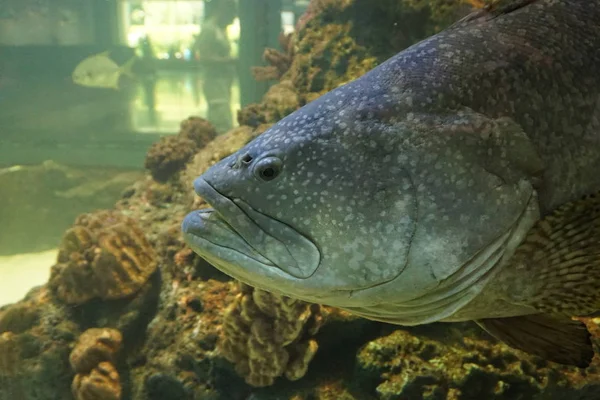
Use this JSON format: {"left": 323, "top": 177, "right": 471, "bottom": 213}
{"left": 0, "top": 249, "right": 57, "bottom": 306}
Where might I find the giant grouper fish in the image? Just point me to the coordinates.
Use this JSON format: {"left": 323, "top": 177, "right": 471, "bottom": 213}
{"left": 182, "top": 0, "right": 600, "bottom": 367}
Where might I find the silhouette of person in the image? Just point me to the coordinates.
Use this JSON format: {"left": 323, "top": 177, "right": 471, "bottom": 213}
{"left": 194, "top": 0, "right": 237, "bottom": 133}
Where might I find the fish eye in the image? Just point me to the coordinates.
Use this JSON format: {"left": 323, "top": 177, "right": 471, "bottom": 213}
{"left": 253, "top": 157, "right": 283, "bottom": 182}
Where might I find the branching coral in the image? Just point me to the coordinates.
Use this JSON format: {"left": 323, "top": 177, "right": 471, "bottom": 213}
{"left": 219, "top": 283, "right": 323, "bottom": 387}
{"left": 70, "top": 328, "right": 123, "bottom": 400}
{"left": 145, "top": 117, "right": 217, "bottom": 182}
{"left": 49, "top": 210, "right": 158, "bottom": 305}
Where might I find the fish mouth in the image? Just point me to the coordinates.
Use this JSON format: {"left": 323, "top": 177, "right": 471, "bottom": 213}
{"left": 182, "top": 178, "right": 321, "bottom": 283}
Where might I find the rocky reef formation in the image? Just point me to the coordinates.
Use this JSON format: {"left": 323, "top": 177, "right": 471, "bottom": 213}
{"left": 72, "top": 362, "right": 121, "bottom": 400}
{"left": 3, "top": 1, "right": 600, "bottom": 400}
{"left": 70, "top": 328, "right": 123, "bottom": 400}
{"left": 220, "top": 283, "right": 323, "bottom": 387}
{"left": 48, "top": 210, "right": 158, "bottom": 305}
{"left": 354, "top": 325, "right": 600, "bottom": 400}
{"left": 0, "top": 289, "right": 79, "bottom": 400}
{"left": 144, "top": 117, "right": 217, "bottom": 183}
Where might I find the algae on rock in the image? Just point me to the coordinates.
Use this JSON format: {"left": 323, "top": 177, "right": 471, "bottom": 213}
{"left": 355, "top": 327, "right": 600, "bottom": 400}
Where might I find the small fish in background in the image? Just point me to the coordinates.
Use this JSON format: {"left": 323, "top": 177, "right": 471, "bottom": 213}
{"left": 72, "top": 51, "right": 136, "bottom": 90}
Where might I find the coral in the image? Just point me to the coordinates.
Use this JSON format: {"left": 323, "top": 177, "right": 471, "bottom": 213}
{"left": 0, "top": 302, "right": 40, "bottom": 334}
{"left": 0, "top": 288, "right": 79, "bottom": 400}
{"left": 72, "top": 361, "right": 122, "bottom": 400}
{"left": 251, "top": 33, "right": 296, "bottom": 82}
{"left": 69, "top": 328, "right": 123, "bottom": 374}
{"left": 237, "top": 80, "right": 301, "bottom": 126}
{"left": 405, "top": 0, "right": 487, "bottom": 21}
{"left": 0, "top": 331, "right": 25, "bottom": 399}
{"left": 49, "top": 209, "right": 158, "bottom": 305}
{"left": 219, "top": 283, "right": 323, "bottom": 387}
{"left": 354, "top": 327, "right": 600, "bottom": 400}
{"left": 260, "top": 80, "right": 301, "bottom": 122}
{"left": 126, "top": 280, "right": 238, "bottom": 400}
{"left": 144, "top": 136, "right": 199, "bottom": 183}
{"left": 237, "top": 103, "right": 268, "bottom": 128}
{"left": 179, "top": 116, "right": 217, "bottom": 148}
{"left": 145, "top": 117, "right": 217, "bottom": 182}
{"left": 0, "top": 331, "right": 19, "bottom": 377}
{"left": 70, "top": 329, "right": 123, "bottom": 400}
{"left": 251, "top": 65, "right": 280, "bottom": 82}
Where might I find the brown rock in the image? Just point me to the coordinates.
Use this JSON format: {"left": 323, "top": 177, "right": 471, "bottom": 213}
{"left": 145, "top": 117, "right": 218, "bottom": 182}
{"left": 219, "top": 283, "right": 323, "bottom": 387}
{"left": 69, "top": 328, "right": 123, "bottom": 374}
{"left": 72, "top": 361, "right": 122, "bottom": 400}
{"left": 179, "top": 116, "right": 217, "bottom": 148}
{"left": 49, "top": 210, "right": 158, "bottom": 305}
{"left": 144, "top": 136, "right": 198, "bottom": 183}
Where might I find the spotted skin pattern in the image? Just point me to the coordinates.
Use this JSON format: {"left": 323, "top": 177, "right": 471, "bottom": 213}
{"left": 182, "top": 0, "right": 600, "bottom": 327}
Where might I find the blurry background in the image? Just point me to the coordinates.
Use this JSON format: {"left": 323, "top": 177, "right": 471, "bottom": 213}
{"left": 0, "top": 0, "right": 308, "bottom": 304}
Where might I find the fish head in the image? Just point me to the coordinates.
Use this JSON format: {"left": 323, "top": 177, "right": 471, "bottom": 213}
{"left": 182, "top": 78, "right": 543, "bottom": 312}
{"left": 71, "top": 68, "right": 91, "bottom": 86}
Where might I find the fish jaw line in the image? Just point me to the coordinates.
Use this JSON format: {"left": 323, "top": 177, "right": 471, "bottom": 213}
{"left": 182, "top": 210, "right": 321, "bottom": 294}
{"left": 188, "top": 178, "right": 321, "bottom": 279}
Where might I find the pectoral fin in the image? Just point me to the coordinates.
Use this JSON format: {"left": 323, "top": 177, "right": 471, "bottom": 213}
{"left": 476, "top": 314, "right": 593, "bottom": 368}
{"left": 501, "top": 191, "right": 600, "bottom": 316}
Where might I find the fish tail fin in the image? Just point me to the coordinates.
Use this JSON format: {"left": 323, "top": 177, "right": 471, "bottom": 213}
{"left": 119, "top": 56, "right": 137, "bottom": 78}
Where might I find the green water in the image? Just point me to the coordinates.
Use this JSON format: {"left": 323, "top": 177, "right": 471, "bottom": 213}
{"left": 2, "top": 1, "right": 600, "bottom": 400}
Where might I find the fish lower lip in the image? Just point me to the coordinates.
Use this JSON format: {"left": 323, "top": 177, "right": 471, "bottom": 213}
{"left": 188, "top": 177, "right": 321, "bottom": 279}
{"left": 181, "top": 209, "right": 274, "bottom": 266}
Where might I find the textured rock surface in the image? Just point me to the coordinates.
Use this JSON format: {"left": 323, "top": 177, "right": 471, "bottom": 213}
{"left": 145, "top": 117, "right": 217, "bottom": 183}
{"left": 72, "top": 361, "right": 122, "bottom": 400}
{"left": 220, "top": 283, "right": 323, "bottom": 387}
{"left": 0, "top": 288, "right": 78, "bottom": 400}
{"left": 354, "top": 325, "right": 600, "bottom": 400}
{"left": 70, "top": 328, "right": 123, "bottom": 374}
{"left": 49, "top": 210, "right": 158, "bottom": 305}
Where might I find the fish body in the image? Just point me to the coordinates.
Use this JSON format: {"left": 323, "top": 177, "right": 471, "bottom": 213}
{"left": 72, "top": 51, "right": 135, "bottom": 90}
{"left": 182, "top": 0, "right": 600, "bottom": 366}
